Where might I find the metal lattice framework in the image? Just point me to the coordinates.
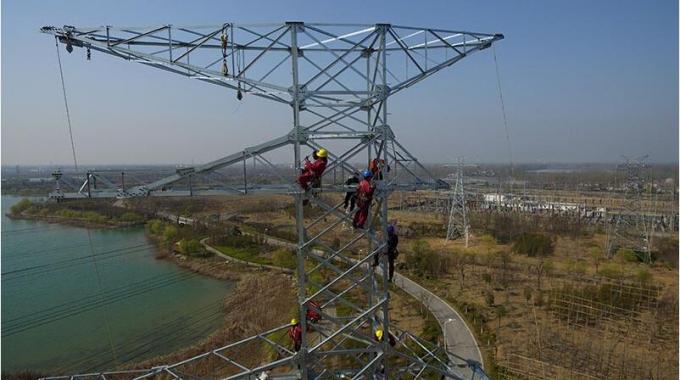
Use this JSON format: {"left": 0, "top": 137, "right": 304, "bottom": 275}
{"left": 605, "top": 156, "right": 655, "bottom": 261}
{"left": 40, "top": 22, "right": 503, "bottom": 379}
{"left": 446, "top": 158, "right": 469, "bottom": 246}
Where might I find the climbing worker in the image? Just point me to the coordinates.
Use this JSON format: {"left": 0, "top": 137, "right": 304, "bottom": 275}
{"left": 352, "top": 170, "right": 375, "bottom": 229}
{"left": 288, "top": 318, "right": 302, "bottom": 352}
{"left": 374, "top": 328, "right": 396, "bottom": 347}
{"left": 369, "top": 158, "right": 390, "bottom": 180}
{"left": 297, "top": 148, "right": 329, "bottom": 191}
{"left": 372, "top": 224, "right": 399, "bottom": 282}
{"left": 343, "top": 172, "right": 360, "bottom": 212}
{"left": 306, "top": 300, "right": 322, "bottom": 324}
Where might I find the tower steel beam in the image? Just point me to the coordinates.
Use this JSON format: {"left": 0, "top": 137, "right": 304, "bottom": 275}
{"left": 40, "top": 21, "right": 502, "bottom": 379}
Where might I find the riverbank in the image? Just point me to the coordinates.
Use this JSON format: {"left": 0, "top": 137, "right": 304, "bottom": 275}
{"left": 6, "top": 198, "right": 146, "bottom": 229}
{"left": 6, "top": 213, "right": 143, "bottom": 229}
{"left": 123, "top": 222, "right": 300, "bottom": 372}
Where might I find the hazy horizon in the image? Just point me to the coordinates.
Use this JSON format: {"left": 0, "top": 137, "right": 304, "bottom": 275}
{"left": 3, "top": 161, "right": 678, "bottom": 170}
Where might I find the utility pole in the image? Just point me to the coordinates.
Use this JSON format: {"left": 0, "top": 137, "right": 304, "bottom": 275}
{"left": 606, "top": 155, "right": 654, "bottom": 262}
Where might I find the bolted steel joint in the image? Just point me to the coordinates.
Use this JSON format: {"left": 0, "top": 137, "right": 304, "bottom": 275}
{"left": 289, "top": 84, "right": 308, "bottom": 111}
{"left": 286, "top": 21, "right": 305, "bottom": 32}
{"left": 361, "top": 48, "right": 375, "bottom": 58}
{"left": 373, "top": 124, "right": 394, "bottom": 139}
{"left": 374, "top": 84, "right": 391, "bottom": 100}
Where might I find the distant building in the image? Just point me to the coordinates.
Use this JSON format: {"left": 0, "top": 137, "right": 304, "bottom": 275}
{"left": 484, "top": 193, "right": 505, "bottom": 203}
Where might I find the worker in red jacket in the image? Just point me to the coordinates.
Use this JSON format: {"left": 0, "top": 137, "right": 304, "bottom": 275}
{"left": 352, "top": 170, "right": 375, "bottom": 229}
{"left": 369, "top": 158, "right": 390, "bottom": 180}
{"left": 288, "top": 318, "right": 302, "bottom": 352}
{"left": 297, "top": 148, "right": 328, "bottom": 191}
{"left": 306, "top": 300, "right": 322, "bottom": 324}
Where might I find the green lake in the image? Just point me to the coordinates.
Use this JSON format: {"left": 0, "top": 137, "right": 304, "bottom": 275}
{"left": 1, "top": 196, "right": 233, "bottom": 374}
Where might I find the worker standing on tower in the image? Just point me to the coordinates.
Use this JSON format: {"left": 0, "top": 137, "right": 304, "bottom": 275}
{"left": 374, "top": 329, "right": 396, "bottom": 347}
{"left": 369, "top": 158, "right": 390, "bottom": 180}
{"left": 352, "top": 170, "right": 375, "bottom": 229}
{"left": 372, "top": 224, "right": 399, "bottom": 282}
{"left": 343, "top": 172, "right": 360, "bottom": 212}
{"left": 288, "top": 318, "right": 302, "bottom": 352}
{"left": 306, "top": 300, "right": 322, "bottom": 324}
{"left": 297, "top": 148, "right": 328, "bottom": 191}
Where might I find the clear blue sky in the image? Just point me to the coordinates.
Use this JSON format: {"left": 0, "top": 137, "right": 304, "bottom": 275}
{"left": 2, "top": 0, "right": 678, "bottom": 166}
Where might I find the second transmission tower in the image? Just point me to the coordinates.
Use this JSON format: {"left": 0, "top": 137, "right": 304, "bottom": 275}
{"left": 447, "top": 158, "right": 470, "bottom": 247}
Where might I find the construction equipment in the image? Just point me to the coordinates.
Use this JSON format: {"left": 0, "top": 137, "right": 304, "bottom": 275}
{"left": 41, "top": 22, "right": 503, "bottom": 379}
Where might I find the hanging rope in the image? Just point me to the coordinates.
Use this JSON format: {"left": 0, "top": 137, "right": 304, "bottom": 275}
{"left": 492, "top": 45, "right": 513, "bottom": 178}
{"left": 55, "top": 37, "right": 79, "bottom": 172}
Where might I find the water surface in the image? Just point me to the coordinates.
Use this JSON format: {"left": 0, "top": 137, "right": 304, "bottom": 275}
{"left": 1, "top": 196, "right": 232, "bottom": 374}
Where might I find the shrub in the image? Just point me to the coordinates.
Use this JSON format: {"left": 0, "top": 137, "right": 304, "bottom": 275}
{"left": 83, "top": 211, "right": 108, "bottom": 224}
{"left": 56, "top": 209, "right": 78, "bottom": 218}
{"left": 512, "top": 233, "right": 554, "bottom": 257}
{"left": 635, "top": 268, "right": 652, "bottom": 284}
{"left": 187, "top": 239, "right": 202, "bottom": 253}
{"left": 421, "top": 315, "right": 441, "bottom": 344}
{"left": 652, "top": 237, "right": 678, "bottom": 267}
{"left": 223, "top": 234, "right": 261, "bottom": 249}
{"left": 411, "top": 239, "right": 431, "bottom": 256}
{"left": 403, "top": 222, "right": 446, "bottom": 238}
{"left": 120, "top": 212, "right": 143, "bottom": 223}
{"left": 523, "top": 286, "right": 532, "bottom": 303}
{"left": 485, "top": 291, "right": 495, "bottom": 307}
{"left": 479, "top": 234, "right": 497, "bottom": 245}
{"left": 147, "top": 219, "right": 165, "bottom": 235}
{"left": 598, "top": 263, "right": 623, "bottom": 279}
{"left": 163, "top": 225, "right": 178, "bottom": 242}
{"left": 573, "top": 260, "right": 588, "bottom": 276}
{"left": 534, "top": 290, "right": 544, "bottom": 306}
{"left": 177, "top": 239, "right": 208, "bottom": 257}
{"left": 272, "top": 248, "right": 296, "bottom": 269}
{"left": 10, "top": 199, "right": 33, "bottom": 215}
{"left": 616, "top": 248, "right": 638, "bottom": 263}
{"left": 487, "top": 215, "right": 521, "bottom": 243}
{"left": 405, "top": 240, "right": 451, "bottom": 277}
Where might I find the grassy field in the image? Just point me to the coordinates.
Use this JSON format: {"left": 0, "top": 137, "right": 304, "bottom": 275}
{"left": 388, "top": 208, "right": 679, "bottom": 379}
{"left": 130, "top": 194, "right": 677, "bottom": 379}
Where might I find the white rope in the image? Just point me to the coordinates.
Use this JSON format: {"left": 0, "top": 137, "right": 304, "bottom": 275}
{"left": 55, "top": 38, "right": 79, "bottom": 172}
{"left": 493, "top": 45, "right": 513, "bottom": 177}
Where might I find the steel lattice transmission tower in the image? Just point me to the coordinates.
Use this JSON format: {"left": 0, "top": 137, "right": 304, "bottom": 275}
{"left": 446, "top": 158, "right": 469, "bottom": 247}
{"left": 41, "top": 22, "right": 503, "bottom": 379}
{"left": 605, "top": 155, "right": 655, "bottom": 262}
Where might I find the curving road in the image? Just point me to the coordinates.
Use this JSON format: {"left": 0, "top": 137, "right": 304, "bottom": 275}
{"left": 392, "top": 273, "right": 485, "bottom": 379}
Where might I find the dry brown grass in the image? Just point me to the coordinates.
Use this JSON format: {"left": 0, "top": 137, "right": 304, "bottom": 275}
{"left": 138, "top": 194, "right": 678, "bottom": 379}
{"left": 390, "top": 219, "right": 678, "bottom": 379}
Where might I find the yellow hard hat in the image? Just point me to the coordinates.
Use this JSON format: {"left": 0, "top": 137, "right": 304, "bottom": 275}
{"left": 316, "top": 148, "right": 328, "bottom": 158}
{"left": 291, "top": 318, "right": 298, "bottom": 325}
{"left": 375, "top": 329, "right": 384, "bottom": 340}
